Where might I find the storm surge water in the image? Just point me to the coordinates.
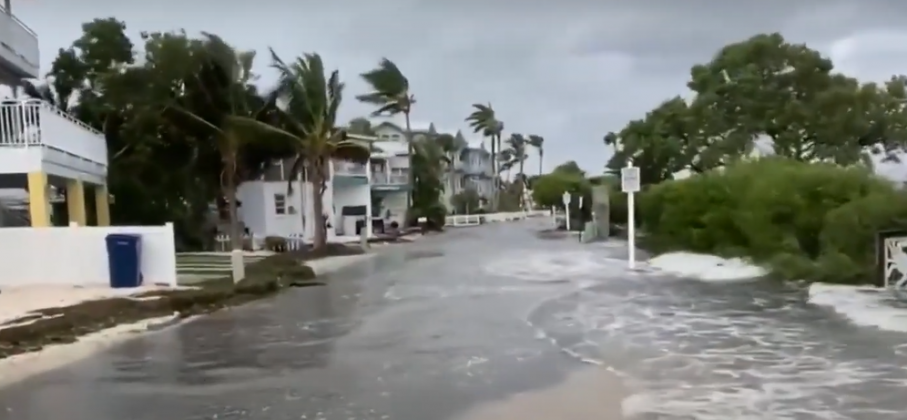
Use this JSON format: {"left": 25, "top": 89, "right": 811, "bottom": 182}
{"left": 483, "top": 243, "right": 907, "bottom": 420}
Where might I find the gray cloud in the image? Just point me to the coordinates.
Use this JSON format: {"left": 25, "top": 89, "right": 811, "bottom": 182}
{"left": 16, "top": 0, "right": 907, "bottom": 175}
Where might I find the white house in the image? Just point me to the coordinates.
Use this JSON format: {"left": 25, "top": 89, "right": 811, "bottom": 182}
{"left": 372, "top": 120, "right": 494, "bottom": 215}
{"left": 0, "top": 4, "right": 110, "bottom": 228}
{"left": 237, "top": 136, "right": 376, "bottom": 243}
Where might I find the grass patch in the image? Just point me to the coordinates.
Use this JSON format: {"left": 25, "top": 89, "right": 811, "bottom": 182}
{"left": 0, "top": 244, "right": 364, "bottom": 360}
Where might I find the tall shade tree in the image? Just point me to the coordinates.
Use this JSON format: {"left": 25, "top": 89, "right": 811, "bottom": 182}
{"left": 689, "top": 32, "right": 907, "bottom": 166}
{"left": 258, "top": 50, "right": 371, "bottom": 250}
{"left": 466, "top": 103, "right": 503, "bottom": 209}
{"left": 164, "top": 33, "right": 277, "bottom": 279}
{"left": 357, "top": 58, "right": 416, "bottom": 223}
{"left": 527, "top": 135, "right": 544, "bottom": 176}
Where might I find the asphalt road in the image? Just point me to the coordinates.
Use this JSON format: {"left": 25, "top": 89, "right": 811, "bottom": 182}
{"left": 0, "top": 220, "right": 596, "bottom": 420}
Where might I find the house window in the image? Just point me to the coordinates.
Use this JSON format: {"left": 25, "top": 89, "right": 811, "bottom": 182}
{"left": 274, "top": 194, "right": 287, "bottom": 215}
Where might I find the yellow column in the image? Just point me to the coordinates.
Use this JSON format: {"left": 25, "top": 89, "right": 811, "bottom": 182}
{"left": 95, "top": 185, "right": 110, "bottom": 226}
{"left": 27, "top": 171, "right": 50, "bottom": 227}
{"left": 66, "top": 179, "right": 86, "bottom": 226}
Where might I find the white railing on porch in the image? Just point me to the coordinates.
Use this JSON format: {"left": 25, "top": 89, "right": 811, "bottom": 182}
{"left": 0, "top": 99, "right": 108, "bottom": 167}
{"left": 372, "top": 172, "right": 408, "bottom": 185}
{"left": 333, "top": 159, "right": 366, "bottom": 176}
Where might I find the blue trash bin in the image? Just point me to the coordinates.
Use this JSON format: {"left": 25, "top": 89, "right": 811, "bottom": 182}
{"left": 105, "top": 234, "right": 143, "bottom": 288}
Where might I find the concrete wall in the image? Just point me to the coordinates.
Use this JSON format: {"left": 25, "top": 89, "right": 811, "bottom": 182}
{"left": 0, "top": 223, "right": 177, "bottom": 287}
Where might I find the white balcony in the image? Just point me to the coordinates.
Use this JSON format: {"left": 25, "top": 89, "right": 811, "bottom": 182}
{"left": 0, "top": 100, "right": 108, "bottom": 185}
{"left": 0, "top": 8, "right": 38, "bottom": 78}
{"left": 332, "top": 159, "right": 367, "bottom": 177}
{"left": 371, "top": 172, "right": 408, "bottom": 185}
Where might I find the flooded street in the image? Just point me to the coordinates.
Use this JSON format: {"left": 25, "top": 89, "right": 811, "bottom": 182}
{"left": 1, "top": 219, "right": 907, "bottom": 419}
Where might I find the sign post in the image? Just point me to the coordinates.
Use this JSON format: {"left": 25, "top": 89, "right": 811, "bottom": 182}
{"left": 562, "top": 192, "right": 571, "bottom": 231}
{"left": 621, "top": 161, "right": 640, "bottom": 269}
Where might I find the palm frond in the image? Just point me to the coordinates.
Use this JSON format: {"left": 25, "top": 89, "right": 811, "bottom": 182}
{"left": 357, "top": 58, "right": 411, "bottom": 116}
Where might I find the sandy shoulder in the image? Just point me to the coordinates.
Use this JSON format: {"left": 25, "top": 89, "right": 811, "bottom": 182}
{"left": 454, "top": 367, "right": 627, "bottom": 420}
{"left": 0, "top": 315, "right": 179, "bottom": 389}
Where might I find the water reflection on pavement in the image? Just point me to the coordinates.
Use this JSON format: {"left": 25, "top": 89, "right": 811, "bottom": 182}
{"left": 0, "top": 222, "right": 593, "bottom": 420}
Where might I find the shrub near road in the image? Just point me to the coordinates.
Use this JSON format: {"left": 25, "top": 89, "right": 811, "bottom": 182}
{"left": 638, "top": 158, "right": 907, "bottom": 285}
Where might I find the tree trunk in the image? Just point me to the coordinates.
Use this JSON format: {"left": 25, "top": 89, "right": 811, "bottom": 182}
{"left": 490, "top": 135, "right": 498, "bottom": 211}
{"left": 518, "top": 159, "right": 525, "bottom": 210}
{"left": 404, "top": 112, "right": 414, "bottom": 226}
{"left": 310, "top": 158, "right": 327, "bottom": 250}
{"left": 538, "top": 150, "right": 543, "bottom": 176}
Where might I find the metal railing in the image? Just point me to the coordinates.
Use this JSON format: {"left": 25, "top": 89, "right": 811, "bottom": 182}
{"left": 372, "top": 172, "right": 409, "bottom": 185}
{"left": 0, "top": 99, "right": 107, "bottom": 165}
{"left": 333, "top": 159, "right": 367, "bottom": 176}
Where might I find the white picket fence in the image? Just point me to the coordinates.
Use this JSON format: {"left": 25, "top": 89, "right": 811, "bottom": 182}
{"left": 214, "top": 232, "right": 308, "bottom": 251}
{"left": 445, "top": 210, "right": 548, "bottom": 228}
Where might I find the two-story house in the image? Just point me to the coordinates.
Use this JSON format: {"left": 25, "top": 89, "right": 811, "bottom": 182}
{"left": 236, "top": 135, "right": 377, "bottom": 243}
{"left": 371, "top": 120, "right": 495, "bottom": 216}
{"left": 0, "top": 4, "right": 111, "bottom": 228}
{"left": 370, "top": 121, "right": 426, "bottom": 227}
{"left": 452, "top": 143, "right": 494, "bottom": 202}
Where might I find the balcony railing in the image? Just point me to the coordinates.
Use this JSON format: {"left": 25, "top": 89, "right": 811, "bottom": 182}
{"left": 0, "top": 8, "right": 39, "bottom": 77}
{"left": 0, "top": 99, "right": 108, "bottom": 167}
{"left": 372, "top": 172, "right": 408, "bottom": 185}
{"left": 332, "top": 159, "right": 366, "bottom": 176}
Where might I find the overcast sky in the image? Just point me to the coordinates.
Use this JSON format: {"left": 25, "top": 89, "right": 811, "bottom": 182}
{"left": 14, "top": 0, "right": 907, "bottom": 175}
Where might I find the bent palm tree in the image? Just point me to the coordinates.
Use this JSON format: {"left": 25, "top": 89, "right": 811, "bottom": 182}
{"left": 506, "top": 133, "right": 529, "bottom": 208}
{"left": 434, "top": 133, "right": 458, "bottom": 202}
{"left": 164, "top": 33, "right": 279, "bottom": 281}
{"left": 466, "top": 104, "right": 504, "bottom": 209}
{"left": 527, "top": 134, "right": 544, "bottom": 176}
{"left": 357, "top": 58, "right": 416, "bottom": 224}
{"left": 254, "top": 50, "right": 371, "bottom": 250}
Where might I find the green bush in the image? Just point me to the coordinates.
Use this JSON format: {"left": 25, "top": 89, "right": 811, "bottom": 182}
{"left": 638, "top": 157, "right": 907, "bottom": 284}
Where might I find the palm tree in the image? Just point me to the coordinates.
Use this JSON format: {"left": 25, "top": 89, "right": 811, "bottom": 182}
{"left": 527, "top": 134, "right": 545, "bottom": 176}
{"left": 499, "top": 148, "right": 516, "bottom": 180}
{"left": 505, "top": 133, "right": 529, "bottom": 208}
{"left": 356, "top": 58, "right": 416, "bottom": 223}
{"left": 506, "top": 134, "right": 529, "bottom": 178}
{"left": 466, "top": 103, "right": 504, "bottom": 209}
{"left": 253, "top": 49, "right": 371, "bottom": 250}
{"left": 434, "top": 133, "right": 459, "bottom": 202}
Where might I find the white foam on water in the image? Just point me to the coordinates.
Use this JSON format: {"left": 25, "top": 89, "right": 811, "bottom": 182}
{"left": 647, "top": 252, "right": 768, "bottom": 281}
{"left": 487, "top": 248, "right": 906, "bottom": 420}
{"left": 808, "top": 283, "right": 907, "bottom": 333}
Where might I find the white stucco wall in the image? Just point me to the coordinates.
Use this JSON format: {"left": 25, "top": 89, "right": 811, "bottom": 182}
{"left": 238, "top": 178, "right": 337, "bottom": 242}
{"left": 333, "top": 184, "right": 371, "bottom": 237}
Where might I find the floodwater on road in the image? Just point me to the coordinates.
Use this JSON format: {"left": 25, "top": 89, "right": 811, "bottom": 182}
{"left": 1, "top": 220, "right": 906, "bottom": 420}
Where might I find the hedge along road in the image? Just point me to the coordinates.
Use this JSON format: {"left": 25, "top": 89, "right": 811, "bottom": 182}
{"left": 0, "top": 220, "right": 905, "bottom": 420}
